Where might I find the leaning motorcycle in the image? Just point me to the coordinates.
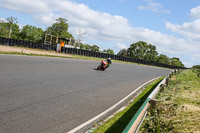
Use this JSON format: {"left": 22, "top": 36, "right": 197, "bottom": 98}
{"left": 97, "top": 60, "right": 111, "bottom": 71}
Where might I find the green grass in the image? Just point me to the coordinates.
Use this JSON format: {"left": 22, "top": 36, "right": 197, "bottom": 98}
{"left": 93, "top": 77, "right": 164, "bottom": 133}
{"left": 140, "top": 69, "right": 200, "bottom": 132}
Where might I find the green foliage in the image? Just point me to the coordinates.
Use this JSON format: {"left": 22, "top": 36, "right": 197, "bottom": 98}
{"left": 192, "top": 65, "right": 200, "bottom": 77}
{"left": 19, "top": 25, "right": 44, "bottom": 42}
{"left": 157, "top": 54, "right": 170, "bottom": 65}
{"left": 10, "top": 24, "right": 20, "bottom": 39}
{"left": 103, "top": 48, "right": 114, "bottom": 55}
{"left": 0, "top": 22, "right": 9, "bottom": 37}
{"left": 46, "top": 18, "right": 73, "bottom": 39}
{"left": 91, "top": 45, "right": 100, "bottom": 52}
{"left": 117, "top": 49, "right": 127, "bottom": 57}
{"left": 127, "top": 41, "right": 158, "bottom": 62}
{"left": 145, "top": 44, "right": 158, "bottom": 62}
{"left": 170, "top": 57, "right": 184, "bottom": 67}
{"left": 80, "top": 44, "right": 91, "bottom": 50}
{"left": 0, "top": 17, "right": 20, "bottom": 39}
{"left": 80, "top": 44, "right": 100, "bottom": 52}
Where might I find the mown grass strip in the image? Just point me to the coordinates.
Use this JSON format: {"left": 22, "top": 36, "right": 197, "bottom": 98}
{"left": 93, "top": 77, "right": 164, "bottom": 133}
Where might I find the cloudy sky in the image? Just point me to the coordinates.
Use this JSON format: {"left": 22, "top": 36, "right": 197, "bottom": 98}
{"left": 0, "top": 0, "right": 200, "bottom": 67}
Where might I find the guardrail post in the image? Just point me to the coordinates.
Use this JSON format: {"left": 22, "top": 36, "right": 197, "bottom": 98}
{"left": 149, "top": 99, "right": 157, "bottom": 109}
{"left": 166, "top": 78, "right": 169, "bottom": 86}
{"left": 169, "top": 73, "right": 171, "bottom": 78}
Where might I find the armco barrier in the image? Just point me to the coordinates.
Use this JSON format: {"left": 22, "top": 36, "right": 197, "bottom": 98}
{"left": 0, "top": 36, "right": 185, "bottom": 69}
{"left": 122, "top": 98, "right": 151, "bottom": 133}
{"left": 122, "top": 75, "right": 170, "bottom": 133}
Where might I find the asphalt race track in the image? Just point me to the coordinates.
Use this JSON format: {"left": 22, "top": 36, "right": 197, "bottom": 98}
{"left": 0, "top": 55, "right": 171, "bottom": 133}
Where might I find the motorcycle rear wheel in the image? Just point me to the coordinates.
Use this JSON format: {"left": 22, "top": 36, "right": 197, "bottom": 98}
{"left": 97, "top": 66, "right": 101, "bottom": 70}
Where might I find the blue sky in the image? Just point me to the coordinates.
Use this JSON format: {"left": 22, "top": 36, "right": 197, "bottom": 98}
{"left": 0, "top": 0, "right": 200, "bottom": 67}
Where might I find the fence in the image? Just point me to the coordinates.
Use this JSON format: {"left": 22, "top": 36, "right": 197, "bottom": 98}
{"left": 0, "top": 37, "right": 185, "bottom": 69}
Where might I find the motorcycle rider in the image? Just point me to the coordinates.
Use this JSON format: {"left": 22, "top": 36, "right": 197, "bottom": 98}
{"left": 101, "top": 57, "right": 112, "bottom": 69}
{"left": 106, "top": 57, "right": 112, "bottom": 68}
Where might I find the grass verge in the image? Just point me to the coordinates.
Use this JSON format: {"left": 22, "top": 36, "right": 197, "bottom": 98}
{"left": 140, "top": 69, "right": 200, "bottom": 132}
{"left": 92, "top": 77, "right": 164, "bottom": 133}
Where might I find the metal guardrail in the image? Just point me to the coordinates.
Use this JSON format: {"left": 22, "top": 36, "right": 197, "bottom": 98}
{"left": 122, "top": 75, "right": 169, "bottom": 133}
{"left": 122, "top": 97, "right": 151, "bottom": 133}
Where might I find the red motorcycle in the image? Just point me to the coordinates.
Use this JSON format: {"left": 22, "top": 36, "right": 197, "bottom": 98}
{"left": 97, "top": 60, "right": 111, "bottom": 71}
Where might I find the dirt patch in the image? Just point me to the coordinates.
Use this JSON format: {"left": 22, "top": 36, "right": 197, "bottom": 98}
{"left": 0, "top": 45, "right": 73, "bottom": 57}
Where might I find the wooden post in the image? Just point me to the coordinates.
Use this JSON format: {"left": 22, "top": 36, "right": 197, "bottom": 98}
{"left": 166, "top": 78, "right": 169, "bottom": 86}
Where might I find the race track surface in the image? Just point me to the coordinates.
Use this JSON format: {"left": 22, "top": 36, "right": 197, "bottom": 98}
{"left": 0, "top": 55, "right": 171, "bottom": 133}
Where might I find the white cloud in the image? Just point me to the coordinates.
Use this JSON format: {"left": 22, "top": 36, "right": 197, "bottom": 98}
{"left": 0, "top": 0, "right": 50, "bottom": 14}
{"left": 0, "top": 18, "right": 6, "bottom": 22}
{"left": 138, "top": 0, "right": 171, "bottom": 14}
{"left": 165, "top": 20, "right": 200, "bottom": 42}
{"left": 191, "top": 54, "right": 200, "bottom": 64}
{"left": 183, "top": 62, "right": 193, "bottom": 68}
{"left": 116, "top": 43, "right": 127, "bottom": 50}
{"left": 164, "top": 5, "right": 200, "bottom": 66}
{"left": 190, "top": 5, "right": 200, "bottom": 19}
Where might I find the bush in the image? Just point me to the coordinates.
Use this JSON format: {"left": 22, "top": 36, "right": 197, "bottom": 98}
{"left": 192, "top": 65, "right": 200, "bottom": 77}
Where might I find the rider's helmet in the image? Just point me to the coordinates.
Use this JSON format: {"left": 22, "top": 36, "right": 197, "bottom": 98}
{"left": 107, "top": 57, "right": 111, "bottom": 63}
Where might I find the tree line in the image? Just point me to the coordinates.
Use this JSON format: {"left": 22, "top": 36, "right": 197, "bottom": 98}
{"left": 0, "top": 16, "right": 184, "bottom": 67}
{"left": 117, "top": 41, "right": 184, "bottom": 67}
{"left": 0, "top": 17, "right": 113, "bottom": 54}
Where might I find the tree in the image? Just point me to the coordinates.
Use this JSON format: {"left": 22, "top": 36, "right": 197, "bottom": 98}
{"left": 80, "top": 44, "right": 91, "bottom": 50}
{"left": 0, "top": 21, "right": 9, "bottom": 37}
{"left": 103, "top": 48, "right": 114, "bottom": 55}
{"left": 157, "top": 54, "right": 170, "bottom": 65}
{"left": 46, "top": 18, "right": 73, "bottom": 39}
{"left": 10, "top": 24, "right": 20, "bottom": 39}
{"left": 91, "top": 45, "right": 99, "bottom": 52}
{"left": 20, "top": 25, "right": 44, "bottom": 42}
{"left": 145, "top": 44, "right": 158, "bottom": 62}
{"left": 0, "top": 17, "right": 20, "bottom": 38}
{"left": 117, "top": 49, "right": 127, "bottom": 57}
{"left": 170, "top": 57, "right": 184, "bottom": 67}
{"left": 192, "top": 65, "right": 200, "bottom": 77}
{"left": 127, "top": 41, "right": 147, "bottom": 59}
{"left": 127, "top": 41, "right": 158, "bottom": 61}
{"left": 77, "top": 28, "right": 86, "bottom": 47}
{"left": 6, "top": 17, "right": 18, "bottom": 38}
